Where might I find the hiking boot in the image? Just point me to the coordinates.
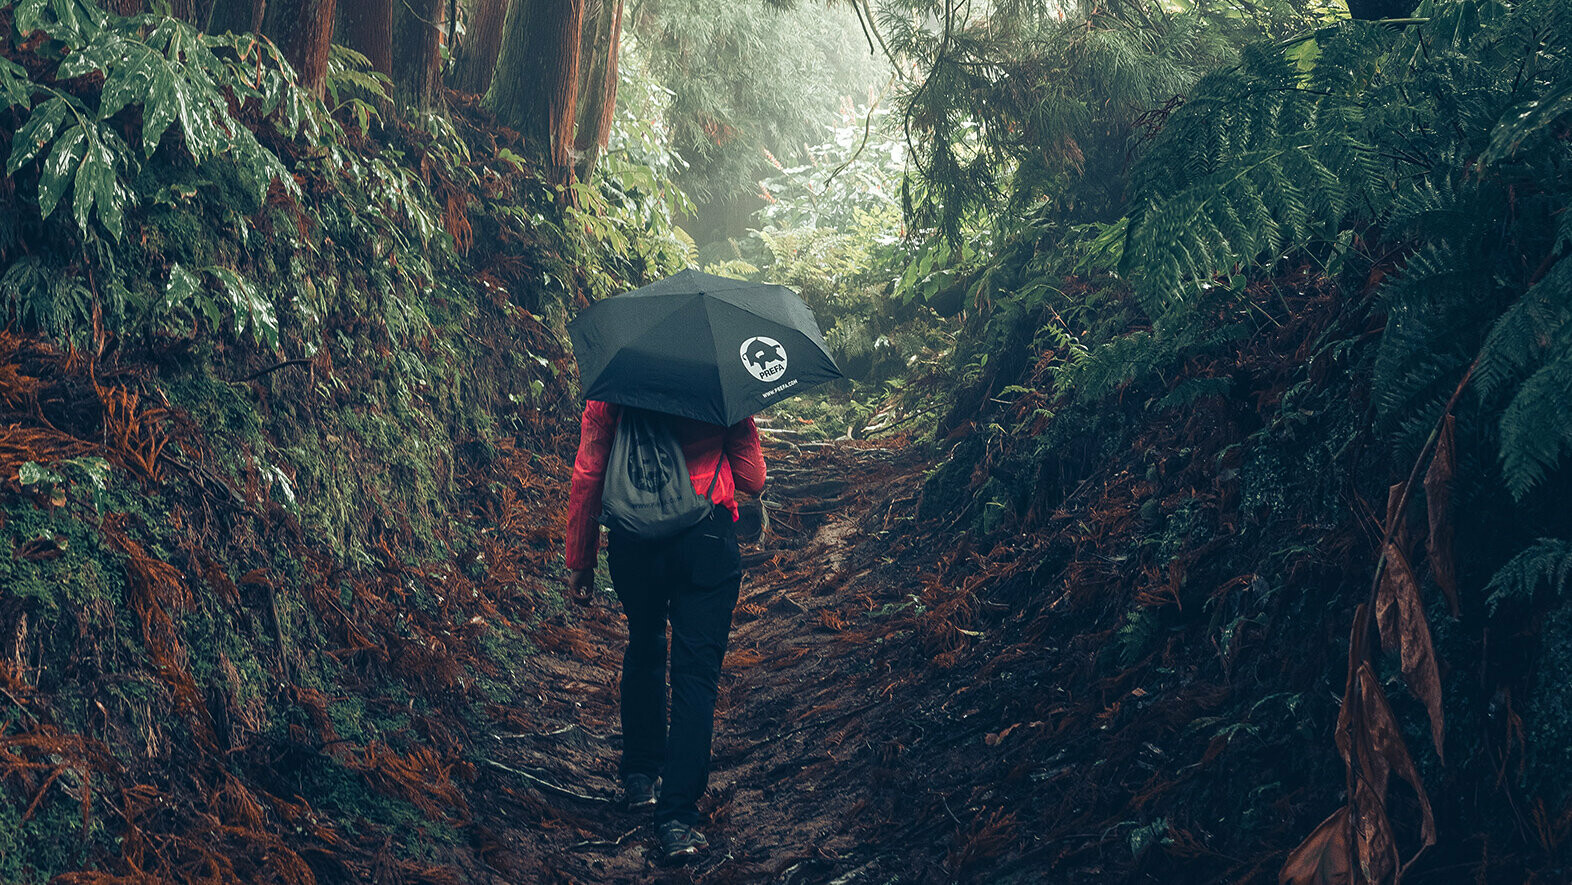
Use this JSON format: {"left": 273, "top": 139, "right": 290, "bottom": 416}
{"left": 657, "top": 820, "right": 709, "bottom": 861}
{"left": 622, "top": 773, "right": 658, "bottom": 810}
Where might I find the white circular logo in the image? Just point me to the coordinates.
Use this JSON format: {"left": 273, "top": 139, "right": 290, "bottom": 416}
{"left": 740, "top": 336, "right": 788, "bottom": 382}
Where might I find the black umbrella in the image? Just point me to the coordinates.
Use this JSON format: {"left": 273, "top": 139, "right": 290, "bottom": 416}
{"left": 568, "top": 269, "right": 843, "bottom": 426}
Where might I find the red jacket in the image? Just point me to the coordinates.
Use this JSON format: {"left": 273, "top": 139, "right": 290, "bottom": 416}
{"left": 565, "top": 401, "right": 766, "bottom": 570}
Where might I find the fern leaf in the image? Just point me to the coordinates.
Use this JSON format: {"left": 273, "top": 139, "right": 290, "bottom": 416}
{"left": 1485, "top": 538, "right": 1572, "bottom": 616}
{"left": 1481, "top": 79, "right": 1572, "bottom": 166}
{"left": 1474, "top": 256, "right": 1572, "bottom": 401}
{"left": 1499, "top": 351, "right": 1572, "bottom": 501}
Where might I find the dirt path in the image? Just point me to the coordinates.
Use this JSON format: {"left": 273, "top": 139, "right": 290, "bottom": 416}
{"left": 469, "top": 436, "right": 944, "bottom": 883}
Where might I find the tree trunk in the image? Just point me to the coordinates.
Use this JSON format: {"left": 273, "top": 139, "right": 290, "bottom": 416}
{"left": 206, "top": 0, "right": 263, "bottom": 34}
{"left": 262, "top": 0, "right": 338, "bottom": 97}
{"left": 450, "top": 0, "right": 509, "bottom": 95}
{"left": 487, "top": 0, "right": 584, "bottom": 183}
{"left": 392, "top": 0, "right": 444, "bottom": 108}
{"left": 174, "top": 0, "right": 214, "bottom": 26}
{"left": 110, "top": 0, "right": 204, "bottom": 17}
{"left": 572, "top": 0, "right": 622, "bottom": 180}
{"left": 335, "top": 0, "right": 393, "bottom": 76}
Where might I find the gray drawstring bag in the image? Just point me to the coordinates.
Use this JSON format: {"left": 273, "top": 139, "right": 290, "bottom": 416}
{"left": 600, "top": 408, "right": 719, "bottom": 539}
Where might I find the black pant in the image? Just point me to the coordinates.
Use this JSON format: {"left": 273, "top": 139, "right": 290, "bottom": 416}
{"left": 607, "top": 506, "right": 742, "bottom": 826}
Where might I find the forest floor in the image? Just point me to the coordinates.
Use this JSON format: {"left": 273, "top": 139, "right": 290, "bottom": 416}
{"left": 468, "top": 434, "right": 985, "bottom": 884}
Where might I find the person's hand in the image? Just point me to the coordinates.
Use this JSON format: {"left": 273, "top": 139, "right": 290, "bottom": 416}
{"left": 567, "top": 568, "right": 595, "bottom": 605}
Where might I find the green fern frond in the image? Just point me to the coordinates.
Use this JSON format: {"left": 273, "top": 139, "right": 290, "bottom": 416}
{"left": 1485, "top": 538, "right": 1572, "bottom": 616}
{"left": 1499, "top": 351, "right": 1572, "bottom": 501}
{"left": 0, "top": 257, "right": 94, "bottom": 349}
{"left": 1474, "top": 257, "right": 1572, "bottom": 401}
{"left": 327, "top": 42, "right": 393, "bottom": 108}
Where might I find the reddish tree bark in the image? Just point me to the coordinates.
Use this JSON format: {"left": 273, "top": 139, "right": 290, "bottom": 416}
{"left": 335, "top": 0, "right": 393, "bottom": 76}
{"left": 392, "top": 0, "right": 444, "bottom": 108}
{"left": 263, "top": 0, "right": 338, "bottom": 97}
{"left": 487, "top": 0, "right": 584, "bottom": 183}
{"left": 572, "top": 0, "right": 622, "bottom": 180}
{"left": 450, "top": 0, "right": 510, "bottom": 95}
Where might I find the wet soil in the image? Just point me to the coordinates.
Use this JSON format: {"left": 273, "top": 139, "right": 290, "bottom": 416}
{"left": 471, "top": 436, "right": 964, "bottom": 883}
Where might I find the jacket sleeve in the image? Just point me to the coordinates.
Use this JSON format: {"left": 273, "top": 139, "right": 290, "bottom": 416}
{"left": 565, "top": 402, "right": 616, "bottom": 571}
{"left": 725, "top": 417, "right": 766, "bottom": 496}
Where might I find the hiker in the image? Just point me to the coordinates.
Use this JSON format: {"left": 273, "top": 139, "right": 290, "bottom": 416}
{"left": 564, "top": 400, "right": 765, "bottom": 861}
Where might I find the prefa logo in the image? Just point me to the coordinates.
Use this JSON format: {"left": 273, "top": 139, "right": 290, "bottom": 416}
{"left": 740, "top": 336, "right": 787, "bottom": 382}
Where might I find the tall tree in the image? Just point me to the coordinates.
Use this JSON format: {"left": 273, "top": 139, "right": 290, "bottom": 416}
{"left": 572, "top": 0, "right": 622, "bottom": 180}
{"left": 335, "top": 0, "right": 393, "bottom": 76}
{"left": 263, "top": 0, "right": 339, "bottom": 96}
{"left": 451, "top": 0, "right": 510, "bottom": 95}
{"left": 630, "top": 0, "right": 881, "bottom": 238}
{"left": 206, "top": 0, "right": 264, "bottom": 35}
{"left": 393, "top": 0, "right": 444, "bottom": 108}
{"left": 487, "top": 0, "right": 585, "bottom": 183}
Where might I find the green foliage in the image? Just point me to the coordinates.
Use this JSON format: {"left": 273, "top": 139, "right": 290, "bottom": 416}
{"left": 755, "top": 95, "right": 904, "bottom": 232}
{"left": 324, "top": 43, "right": 392, "bottom": 131}
{"left": 161, "top": 263, "right": 279, "bottom": 348}
{"left": 1113, "top": 0, "right": 1572, "bottom": 500}
{"left": 1485, "top": 539, "right": 1572, "bottom": 616}
{"left": 0, "top": 53, "right": 30, "bottom": 107}
{"left": 880, "top": 0, "right": 1246, "bottom": 245}
{"left": 1120, "top": 34, "right": 1378, "bottom": 314}
{"left": 627, "top": 0, "right": 884, "bottom": 215}
{"left": 3, "top": 9, "right": 305, "bottom": 242}
{"left": 0, "top": 257, "right": 94, "bottom": 347}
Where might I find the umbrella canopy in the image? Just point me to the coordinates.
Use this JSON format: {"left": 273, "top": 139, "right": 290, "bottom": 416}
{"left": 568, "top": 269, "right": 843, "bottom": 426}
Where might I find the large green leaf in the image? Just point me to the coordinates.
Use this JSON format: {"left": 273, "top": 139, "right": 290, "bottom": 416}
{"left": 11, "top": 0, "right": 106, "bottom": 46}
{"left": 88, "top": 19, "right": 228, "bottom": 161}
{"left": 72, "top": 125, "right": 128, "bottom": 238}
{"left": 36, "top": 123, "right": 86, "bottom": 220}
{"left": 207, "top": 267, "right": 279, "bottom": 349}
{"left": 1481, "top": 79, "right": 1572, "bottom": 167}
{"left": 54, "top": 26, "right": 125, "bottom": 80}
{"left": 139, "top": 19, "right": 229, "bottom": 160}
{"left": 6, "top": 96, "right": 72, "bottom": 174}
{"left": 0, "top": 57, "right": 31, "bottom": 109}
{"left": 162, "top": 262, "right": 219, "bottom": 328}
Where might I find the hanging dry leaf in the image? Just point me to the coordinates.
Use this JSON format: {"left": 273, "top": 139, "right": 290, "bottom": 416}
{"left": 1340, "top": 662, "right": 1399, "bottom": 882}
{"left": 1323, "top": 605, "right": 1438, "bottom": 883}
{"left": 1279, "top": 807, "right": 1353, "bottom": 885}
{"left": 1424, "top": 415, "right": 1459, "bottom": 617}
{"left": 1400, "top": 562, "right": 1445, "bottom": 762}
{"left": 1374, "top": 480, "right": 1447, "bottom": 764}
{"left": 1335, "top": 658, "right": 1438, "bottom": 882}
{"left": 1375, "top": 484, "right": 1410, "bottom": 654}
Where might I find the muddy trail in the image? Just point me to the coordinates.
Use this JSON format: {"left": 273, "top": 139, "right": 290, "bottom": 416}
{"left": 474, "top": 436, "right": 943, "bottom": 885}
{"left": 472, "top": 435, "right": 962, "bottom": 883}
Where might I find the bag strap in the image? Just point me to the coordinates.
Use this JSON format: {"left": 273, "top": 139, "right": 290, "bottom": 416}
{"left": 700, "top": 451, "right": 722, "bottom": 504}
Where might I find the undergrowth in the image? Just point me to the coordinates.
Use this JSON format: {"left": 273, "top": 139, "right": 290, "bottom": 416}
{"left": 0, "top": 2, "right": 682, "bottom": 880}
{"left": 910, "top": 0, "right": 1572, "bottom": 879}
